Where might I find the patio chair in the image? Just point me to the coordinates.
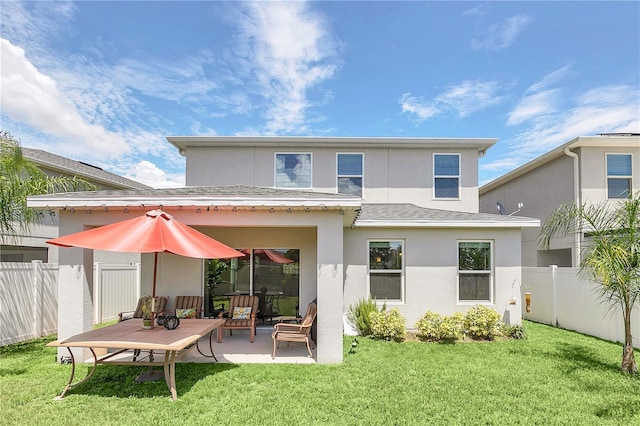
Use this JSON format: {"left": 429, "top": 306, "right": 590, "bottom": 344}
{"left": 257, "top": 286, "right": 279, "bottom": 324}
{"left": 117, "top": 296, "right": 168, "bottom": 322}
{"left": 272, "top": 302, "right": 317, "bottom": 358}
{"left": 217, "top": 295, "right": 259, "bottom": 343}
{"left": 162, "top": 295, "right": 204, "bottom": 319}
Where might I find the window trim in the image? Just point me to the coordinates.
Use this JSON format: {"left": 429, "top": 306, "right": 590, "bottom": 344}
{"left": 336, "top": 152, "right": 364, "bottom": 197}
{"left": 457, "top": 240, "right": 493, "bottom": 305}
{"left": 274, "top": 152, "right": 313, "bottom": 189}
{"left": 605, "top": 152, "right": 633, "bottom": 199}
{"left": 367, "top": 239, "right": 405, "bottom": 304}
{"left": 433, "top": 153, "right": 461, "bottom": 200}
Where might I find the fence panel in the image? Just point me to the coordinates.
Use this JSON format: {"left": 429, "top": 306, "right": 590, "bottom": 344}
{"left": 0, "top": 261, "right": 58, "bottom": 346}
{"left": 523, "top": 266, "right": 640, "bottom": 348}
{"left": 1, "top": 261, "right": 139, "bottom": 345}
{"left": 94, "top": 263, "right": 140, "bottom": 323}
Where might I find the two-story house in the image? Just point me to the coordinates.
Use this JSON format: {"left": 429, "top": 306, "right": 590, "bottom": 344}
{"left": 2, "top": 148, "right": 151, "bottom": 264}
{"left": 479, "top": 134, "right": 639, "bottom": 267}
{"left": 28, "top": 136, "right": 539, "bottom": 363}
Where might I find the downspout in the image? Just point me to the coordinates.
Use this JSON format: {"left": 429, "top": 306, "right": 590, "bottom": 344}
{"left": 563, "top": 147, "right": 581, "bottom": 266}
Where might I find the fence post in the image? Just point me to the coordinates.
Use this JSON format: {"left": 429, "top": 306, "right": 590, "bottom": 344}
{"left": 32, "top": 260, "right": 43, "bottom": 338}
{"left": 550, "top": 264, "right": 558, "bottom": 327}
{"left": 94, "top": 262, "right": 102, "bottom": 324}
{"left": 135, "top": 262, "right": 141, "bottom": 301}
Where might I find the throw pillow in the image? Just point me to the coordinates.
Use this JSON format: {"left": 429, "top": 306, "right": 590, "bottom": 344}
{"left": 176, "top": 308, "right": 197, "bottom": 319}
{"left": 232, "top": 306, "right": 252, "bottom": 320}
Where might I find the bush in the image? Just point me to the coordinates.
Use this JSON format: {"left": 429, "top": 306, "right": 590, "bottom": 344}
{"left": 439, "top": 312, "right": 465, "bottom": 341}
{"left": 500, "top": 322, "right": 527, "bottom": 339}
{"left": 349, "top": 297, "right": 384, "bottom": 336}
{"left": 370, "top": 308, "right": 406, "bottom": 342}
{"left": 415, "top": 311, "right": 443, "bottom": 341}
{"left": 464, "top": 305, "right": 501, "bottom": 340}
{"left": 415, "top": 311, "right": 464, "bottom": 341}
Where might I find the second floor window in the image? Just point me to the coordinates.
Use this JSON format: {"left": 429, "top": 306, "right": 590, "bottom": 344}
{"left": 606, "top": 154, "right": 632, "bottom": 199}
{"left": 434, "top": 154, "right": 460, "bottom": 199}
{"left": 275, "top": 153, "right": 312, "bottom": 188}
{"left": 337, "top": 153, "right": 363, "bottom": 196}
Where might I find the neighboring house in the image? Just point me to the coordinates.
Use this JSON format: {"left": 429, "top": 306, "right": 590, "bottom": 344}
{"left": 1, "top": 148, "right": 151, "bottom": 263}
{"left": 28, "top": 136, "right": 539, "bottom": 364}
{"left": 479, "top": 134, "right": 640, "bottom": 267}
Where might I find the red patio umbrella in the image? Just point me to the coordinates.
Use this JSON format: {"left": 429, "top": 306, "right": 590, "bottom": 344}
{"left": 47, "top": 209, "right": 243, "bottom": 301}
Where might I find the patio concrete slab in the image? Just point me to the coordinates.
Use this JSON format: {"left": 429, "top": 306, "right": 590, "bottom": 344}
{"left": 182, "top": 325, "right": 316, "bottom": 364}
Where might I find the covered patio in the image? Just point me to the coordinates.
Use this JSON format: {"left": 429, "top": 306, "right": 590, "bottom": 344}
{"left": 28, "top": 185, "right": 358, "bottom": 364}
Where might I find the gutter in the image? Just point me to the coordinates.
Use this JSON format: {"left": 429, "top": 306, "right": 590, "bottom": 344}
{"left": 563, "top": 146, "right": 581, "bottom": 265}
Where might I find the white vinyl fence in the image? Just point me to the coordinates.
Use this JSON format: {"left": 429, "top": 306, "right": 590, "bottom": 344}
{"left": 0, "top": 261, "right": 140, "bottom": 346}
{"left": 522, "top": 266, "right": 640, "bottom": 348}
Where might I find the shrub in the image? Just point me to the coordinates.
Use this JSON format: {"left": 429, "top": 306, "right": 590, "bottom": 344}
{"left": 370, "top": 308, "right": 406, "bottom": 342}
{"left": 439, "top": 312, "right": 465, "bottom": 341}
{"left": 464, "top": 305, "right": 501, "bottom": 340}
{"left": 415, "top": 311, "right": 465, "bottom": 341}
{"left": 349, "top": 297, "right": 384, "bottom": 336}
{"left": 415, "top": 311, "right": 443, "bottom": 341}
{"left": 500, "top": 322, "right": 527, "bottom": 340}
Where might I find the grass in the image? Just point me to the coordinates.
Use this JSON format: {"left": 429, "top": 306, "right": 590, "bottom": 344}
{"left": 1, "top": 321, "right": 638, "bottom": 425}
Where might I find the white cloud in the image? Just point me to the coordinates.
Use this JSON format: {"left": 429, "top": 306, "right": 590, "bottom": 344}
{"left": 507, "top": 89, "right": 560, "bottom": 126}
{"left": 462, "top": 6, "right": 484, "bottom": 17}
{"left": 0, "top": 38, "right": 131, "bottom": 157}
{"left": 400, "top": 80, "right": 506, "bottom": 121}
{"left": 471, "top": 15, "right": 533, "bottom": 51}
{"left": 486, "top": 80, "right": 640, "bottom": 176}
{"left": 232, "top": 1, "right": 341, "bottom": 134}
{"left": 507, "top": 65, "right": 573, "bottom": 126}
{"left": 126, "top": 160, "right": 184, "bottom": 189}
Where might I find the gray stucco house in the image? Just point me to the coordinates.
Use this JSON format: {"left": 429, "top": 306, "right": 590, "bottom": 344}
{"left": 479, "top": 133, "right": 639, "bottom": 267}
{"left": 2, "top": 148, "right": 151, "bottom": 264}
{"left": 28, "top": 136, "right": 539, "bottom": 363}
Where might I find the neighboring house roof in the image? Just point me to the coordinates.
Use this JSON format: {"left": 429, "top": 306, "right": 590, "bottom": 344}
{"left": 167, "top": 135, "right": 497, "bottom": 157}
{"left": 480, "top": 134, "right": 640, "bottom": 194}
{"left": 27, "top": 185, "right": 361, "bottom": 210}
{"left": 22, "top": 148, "right": 151, "bottom": 190}
{"left": 354, "top": 203, "right": 540, "bottom": 228}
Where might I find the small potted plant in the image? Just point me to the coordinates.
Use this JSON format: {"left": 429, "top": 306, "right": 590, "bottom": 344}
{"left": 141, "top": 296, "right": 153, "bottom": 329}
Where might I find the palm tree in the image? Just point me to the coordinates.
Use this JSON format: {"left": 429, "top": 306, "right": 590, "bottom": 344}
{"left": 0, "top": 131, "right": 97, "bottom": 243}
{"left": 538, "top": 194, "right": 640, "bottom": 373}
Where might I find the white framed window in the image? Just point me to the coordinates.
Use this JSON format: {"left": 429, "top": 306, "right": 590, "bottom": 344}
{"left": 275, "top": 153, "right": 312, "bottom": 189}
{"left": 606, "top": 153, "right": 632, "bottom": 199}
{"left": 368, "top": 240, "right": 404, "bottom": 302}
{"left": 337, "top": 153, "right": 363, "bottom": 197}
{"left": 457, "top": 241, "right": 493, "bottom": 303}
{"left": 434, "top": 153, "right": 460, "bottom": 199}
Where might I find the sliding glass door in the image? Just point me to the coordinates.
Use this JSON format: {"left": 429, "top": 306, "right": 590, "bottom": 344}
{"left": 204, "top": 248, "right": 299, "bottom": 319}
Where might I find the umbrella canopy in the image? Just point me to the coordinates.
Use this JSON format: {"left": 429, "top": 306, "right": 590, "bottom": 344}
{"left": 48, "top": 209, "right": 243, "bottom": 300}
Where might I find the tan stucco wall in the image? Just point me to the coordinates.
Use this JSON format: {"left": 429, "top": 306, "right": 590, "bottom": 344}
{"left": 343, "top": 227, "right": 524, "bottom": 327}
{"left": 480, "top": 155, "right": 575, "bottom": 266}
{"left": 185, "top": 146, "right": 480, "bottom": 212}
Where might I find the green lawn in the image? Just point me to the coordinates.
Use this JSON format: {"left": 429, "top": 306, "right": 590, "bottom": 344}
{"left": 1, "top": 321, "right": 638, "bottom": 425}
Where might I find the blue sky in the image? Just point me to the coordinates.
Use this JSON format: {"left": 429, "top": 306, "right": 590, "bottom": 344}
{"left": 1, "top": 1, "right": 638, "bottom": 188}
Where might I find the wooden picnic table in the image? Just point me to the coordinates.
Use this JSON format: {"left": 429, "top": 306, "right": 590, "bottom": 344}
{"left": 47, "top": 318, "right": 224, "bottom": 401}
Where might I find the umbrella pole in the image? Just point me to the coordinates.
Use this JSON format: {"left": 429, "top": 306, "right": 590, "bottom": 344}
{"left": 151, "top": 252, "right": 159, "bottom": 326}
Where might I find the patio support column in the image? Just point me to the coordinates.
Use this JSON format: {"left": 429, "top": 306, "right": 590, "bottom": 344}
{"left": 56, "top": 214, "right": 94, "bottom": 363}
{"left": 316, "top": 217, "right": 344, "bottom": 364}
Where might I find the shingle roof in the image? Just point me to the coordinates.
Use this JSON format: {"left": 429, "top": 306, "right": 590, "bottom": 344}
{"left": 27, "top": 185, "right": 361, "bottom": 210}
{"left": 32, "top": 184, "right": 356, "bottom": 199}
{"left": 354, "top": 203, "right": 539, "bottom": 228}
{"left": 22, "top": 148, "right": 151, "bottom": 190}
